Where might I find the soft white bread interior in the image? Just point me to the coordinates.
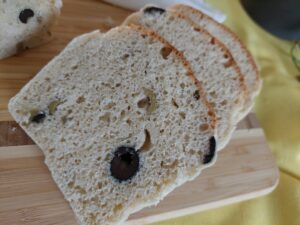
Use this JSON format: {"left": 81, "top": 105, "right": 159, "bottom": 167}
{"left": 8, "top": 26, "right": 217, "bottom": 225}
{"left": 123, "top": 6, "right": 248, "bottom": 150}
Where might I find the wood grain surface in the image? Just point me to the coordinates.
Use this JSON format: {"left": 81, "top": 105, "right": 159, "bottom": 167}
{"left": 0, "top": 129, "right": 279, "bottom": 225}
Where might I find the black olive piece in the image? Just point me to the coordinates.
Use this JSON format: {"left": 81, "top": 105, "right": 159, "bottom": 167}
{"left": 31, "top": 111, "right": 46, "bottom": 123}
{"left": 143, "top": 6, "right": 166, "bottom": 15}
{"left": 110, "top": 146, "right": 139, "bottom": 182}
{"left": 19, "top": 9, "right": 34, "bottom": 24}
{"left": 203, "top": 136, "right": 216, "bottom": 164}
{"left": 193, "top": 90, "right": 200, "bottom": 100}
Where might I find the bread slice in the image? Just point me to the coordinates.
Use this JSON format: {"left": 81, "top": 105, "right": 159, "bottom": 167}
{"left": 123, "top": 6, "right": 248, "bottom": 150}
{"left": 9, "top": 25, "right": 217, "bottom": 225}
{"left": 0, "top": 0, "right": 62, "bottom": 60}
{"left": 170, "top": 4, "right": 262, "bottom": 118}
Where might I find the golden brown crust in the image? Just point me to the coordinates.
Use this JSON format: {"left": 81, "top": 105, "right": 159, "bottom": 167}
{"left": 129, "top": 24, "right": 217, "bottom": 129}
{"left": 171, "top": 4, "right": 260, "bottom": 94}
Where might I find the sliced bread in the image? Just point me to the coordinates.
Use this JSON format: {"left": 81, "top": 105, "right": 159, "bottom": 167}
{"left": 170, "top": 4, "right": 262, "bottom": 118}
{"left": 9, "top": 25, "right": 217, "bottom": 225}
{"left": 0, "top": 0, "right": 62, "bottom": 59}
{"left": 123, "top": 6, "right": 248, "bottom": 150}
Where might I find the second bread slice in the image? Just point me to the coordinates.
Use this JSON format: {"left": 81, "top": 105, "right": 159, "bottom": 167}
{"left": 124, "top": 6, "right": 248, "bottom": 150}
{"left": 171, "top": 4, "right": 262, "bottom": 119}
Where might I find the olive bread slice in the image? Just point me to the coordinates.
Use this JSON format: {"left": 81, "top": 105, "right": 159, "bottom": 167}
{"left": 9, "top": 25, "right": 217, "bottom": 225}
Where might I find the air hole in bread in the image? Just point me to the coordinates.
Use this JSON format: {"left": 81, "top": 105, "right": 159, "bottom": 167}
{"left": 209, "top": 91, "right": 217, "bottom": 98}
{"left": 223, "top": 58, "right": 234, "bottom": 68}
{"left": 121, "top": 54, "right": 129, "bottom": 62}
{"left": 200, "top": 123, "right": 209, "bottom": 131}
{"left": 139, "top": 129, "right": 152, "bottom": 152}
{"left": 160, "top": 46, "right": 172, "bottom": 59}
{"left": 76, "top": 96, "right": 85, "bottom": 104}
{"left": 71, "top": 65, "right": 78, "bottom": 70}
{"left": 126, "top": 119, "right": 132, "bottom": 125}
{"left": 99, "top": 113, "right": 110, "bottom": 124}
{"left": 172, "top": 99, "right": 179, "bottom": 108}
{"left": 75, "top": 159, "right": 81, "bottom": 165}
{"left": 154, "top": 182, "right": 162, "bottom": 192}
{"left": 179, "top": 112, "right": 186, "bottom": 119}
{"left": 193, "top": 27, "right": 201, "bottom": 33}
{"left": 221, "top": 100, "right": 227, "bottom": 106}
{"left": 180, "top": 83, "right": 185, "bottom": 89}
{"left": 102, "top": 82, "right": 112, "bottom": 88}
{"left": 120, "top": 110, "right": 126, "bottom": 120}
{"left": 104, "top": 154, "right": 110, "bottom": 162}
{"left": 97, "top": 182, "right": 102, "bottom": 189}
{"left": 104, "top": 102, "right": 115, "bottom": 110}
{"left": 223, "top": 54, "right": 229, "bottom": 59}
{"left": 210, "top": 102, "right": 216, "bottom": 107}
{"left": 137, "top": 97, "right": 150, "bottom": 109}
{"left": 208, "top": 111, "right": 214, "bottom": 117}
{"left": 161, "top": 160, "right": 178, "bottom": 169}
{"left": 68, "top": 181, "right": 75, "bottom": 188}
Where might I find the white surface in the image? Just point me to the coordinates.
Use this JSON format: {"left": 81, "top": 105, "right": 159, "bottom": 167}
{"left": 103, "top": 0, "right": 226, "bottom": 23}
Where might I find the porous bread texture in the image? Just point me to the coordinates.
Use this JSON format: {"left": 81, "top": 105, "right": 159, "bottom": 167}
{"left": 124, "top": 7, "right": 248, "bottom": 150}
{"left": 0, "top": 0, "right": 62, "bottom": 59}
{"left": 170, "top": 4, "right": 262, "bottom": 119}
{"left": 9, "top": 26, "right": 217, "bottom": 225}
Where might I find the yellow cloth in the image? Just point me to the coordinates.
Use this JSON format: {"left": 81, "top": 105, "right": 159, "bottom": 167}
{"left": 153, "top": 0, "right": 300, "bottom": 224}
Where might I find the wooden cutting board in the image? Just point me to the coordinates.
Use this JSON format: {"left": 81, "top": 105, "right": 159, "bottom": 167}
{"left": 0, "top": 129, "right": 279, "bottom": 225}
